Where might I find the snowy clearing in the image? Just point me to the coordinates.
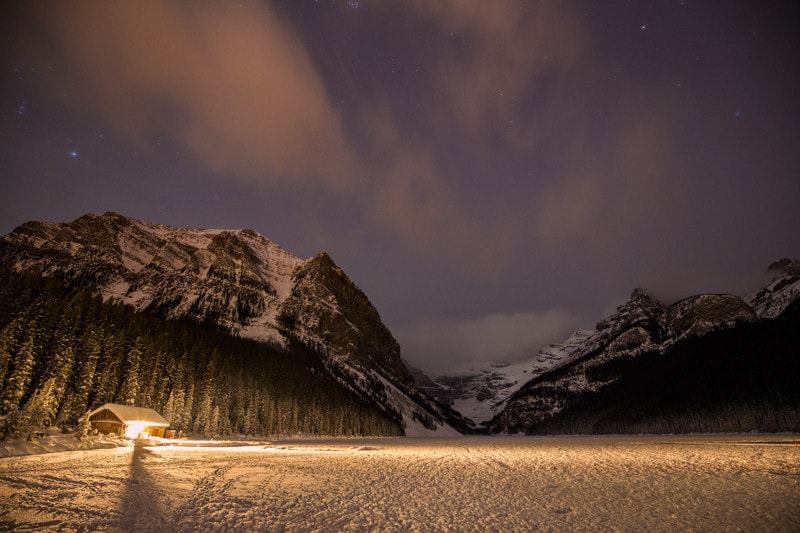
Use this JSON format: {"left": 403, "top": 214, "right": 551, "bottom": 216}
{"left": 1, "top": 435, "right": 798, "bottom": 532}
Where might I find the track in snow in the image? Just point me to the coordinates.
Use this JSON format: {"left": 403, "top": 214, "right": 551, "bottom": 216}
{"left": 1, "top": 436, "right": 798, "bottom": 532}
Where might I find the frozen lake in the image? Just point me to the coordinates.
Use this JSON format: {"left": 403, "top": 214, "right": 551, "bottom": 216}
{"left": 1, "top": 435, "right": 798, "bottom": 532}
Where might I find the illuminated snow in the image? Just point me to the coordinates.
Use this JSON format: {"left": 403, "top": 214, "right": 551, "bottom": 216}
{"left": 1, "top": 436, "right": 798, "bottom": 531}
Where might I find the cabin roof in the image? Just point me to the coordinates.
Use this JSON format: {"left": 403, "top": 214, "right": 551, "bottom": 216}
{"left": 88, "top": 403, "right": 169, "bottom": 426}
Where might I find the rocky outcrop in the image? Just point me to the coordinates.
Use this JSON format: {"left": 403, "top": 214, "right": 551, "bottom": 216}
{"left": 661, "top": 294, "right": 757, "bottom": 342}
{"left": 746, "top": 258, "right": 800, "bottom": 319}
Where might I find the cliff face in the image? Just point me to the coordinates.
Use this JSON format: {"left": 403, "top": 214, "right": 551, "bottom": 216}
{"left": 277, "top": 252, "right": 412, "bottom": 389}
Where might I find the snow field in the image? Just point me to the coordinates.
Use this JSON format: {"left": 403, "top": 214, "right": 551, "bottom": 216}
{"left": 0, "top": 436, "right": 798, "bottom": 532}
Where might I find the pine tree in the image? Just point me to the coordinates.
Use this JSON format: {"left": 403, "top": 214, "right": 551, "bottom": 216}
{"left": 0, "top": 316, "right": 25, "bottom": 390}
{"left": 0, "top": 335, "right": 35, "bottom": 416}
{"left": 91, "top": 330, "right": 124, "bottom": 406}
{"left": 117, "top": 338, "right": 144, "bottom": 405}
{"left": 210, "top": 405, "right": 221, "bottom": 436}
{"left": 58, "top": 331, "right": 101, "bottom": 425}
{"left": 19, "top": 378, "right": 58, "bottom": 438}
{"left": 192, "top": 350, "right": 218, "bottom": 437}
{"left": 181, "top": 381, "right": 194, "bottom": 433}
{"left": 47, "top": 341, "right": 75, "bottom": 426}
{"left": 232, "top": 386, "right": 246, "bottom": 435}
{"left": 0, "top": 408, "right": 23, "bottom": 440}
{"left": 193, "top": 392, "right": 213, "bottom": 437}
{"left": 75, "top": 410, "right": 92, "bottom": 440}
{"left": 0, "top": 333, "right": 10, "bottom": 395}
{"left": 141, "top": 349, "right": 159, "bottom": 408}
{"left": 244, "top": 389, "right": 262, "bottom": 436}
{"left": 162, "top": 389, "right": 176, "bottom": 426}
{"left": 172, "top": 388, "right": 186, "bottom": 431}
{"left": 44, "top": 299, "right": 83, "bottom": 422}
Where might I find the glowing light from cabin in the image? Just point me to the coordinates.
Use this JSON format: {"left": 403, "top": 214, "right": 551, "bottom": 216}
{"left": 124, "top": 422, "right": 151, "bottom": 439}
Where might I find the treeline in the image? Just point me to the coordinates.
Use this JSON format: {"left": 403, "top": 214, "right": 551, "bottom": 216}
{"left": 519, "top": 312, "right": 800, "bottom": 435}
{"left": 0, "top": 264, "right": 403, "bottom": 440}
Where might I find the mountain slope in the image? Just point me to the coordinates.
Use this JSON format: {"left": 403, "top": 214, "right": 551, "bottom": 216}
{"left": 485, "top": 280, "right": 798, "bottom": 434}
{"left": 419, "top": 290, "right": 675, "bottom": 425}
{"left": 0, "top": 212, "right": 460, "bottom": 435}
{"left": 3, "top": 212, "right": 302, "bottom": 344}
{"left": 504, "top": 313, "right": 800, "bottom": 435}
{"left": 0, "top": 267, "right": 404, "bottom": 439}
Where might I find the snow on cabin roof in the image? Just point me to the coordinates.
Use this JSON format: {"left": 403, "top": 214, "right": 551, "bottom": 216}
{"left": 88, "top": 403, "right": 169, "bottom": 426}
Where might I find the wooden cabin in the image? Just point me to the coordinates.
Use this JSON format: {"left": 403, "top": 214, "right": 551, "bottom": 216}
{"left": 87, "top": 403, "right": 170, "bottom": 439}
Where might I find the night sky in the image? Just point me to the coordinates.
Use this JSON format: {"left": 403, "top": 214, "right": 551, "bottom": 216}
{"left": 2, "top": 1, "right": 799, "bottom": 374}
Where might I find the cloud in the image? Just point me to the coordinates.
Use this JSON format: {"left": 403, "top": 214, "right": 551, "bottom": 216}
{"left": 359, "top": 106, "right": 518, "bottom": 278}
{"left": 410, "top": 1, "right": 586, "bottom": 150}
{"left": 396, "top": 308, "right": 583, "bottom": 375}
{"left": 18, "top": 0, "right": 541, "bottom": 277}
{"left": 27, "top": 1, "right": 357, "bottom": 190}
{"left": 533, "top": 96, "right": 681, "bottom": 256}
{"left": 19, "top": 0, "right": 700, "bottom": 285}
{"left": 345, "top": 1, "right": 590, "bottom": 275}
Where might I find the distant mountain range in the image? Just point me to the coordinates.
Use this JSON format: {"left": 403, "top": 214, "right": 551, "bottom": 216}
{"left": 0, "top": 212, "right": 469, "bottom": 436}
{"left": 1, "top": 212, "right": 797, "bottom": 437}
{"left": 422, "top": 258, "right": 799, "bottom": 434}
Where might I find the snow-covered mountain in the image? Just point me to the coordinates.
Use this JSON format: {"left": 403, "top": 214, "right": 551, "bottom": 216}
{"left": 0, "top": 212, "right": 460, "bottom": 435}
{"left": 416, "top": 329, "right": 595, "bottom": 424}
{"left": 487, "top": 262, "right": 800, "bottom": 433}
{"left": 746, "top": 258, "right": 800, "bottom": 319}
{"left": 424, "top": 259, "right": 800, "bottom": 431}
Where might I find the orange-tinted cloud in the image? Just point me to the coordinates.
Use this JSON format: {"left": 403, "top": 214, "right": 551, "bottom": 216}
{"left": 19, "top": 0, "right": 526, "bottom": 275}
{"left": 28, "top": 1, "right": 357, "bottom": 190}
{"left": 18, "top": 0, "right": 687, "bottom": 283}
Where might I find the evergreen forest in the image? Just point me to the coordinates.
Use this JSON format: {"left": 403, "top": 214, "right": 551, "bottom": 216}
{"left": 0, "top": 264, "right": 403, "bottom": 440}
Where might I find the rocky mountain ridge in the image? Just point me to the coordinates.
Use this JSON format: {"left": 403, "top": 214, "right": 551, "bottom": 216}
{"left": 421, "top": 260, "right": 799, "bottom": 429}
{"left": 0, "top": 212, "right": 460, "bottom": 435}
{"left": 486, "top": 261, "right": 799, "bottom": 434}
{"left": 746, "top": 258, "right": 800, "bottom": 319}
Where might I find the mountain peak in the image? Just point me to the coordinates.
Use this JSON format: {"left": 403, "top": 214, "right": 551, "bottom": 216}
{"left": 767, "top": 257, "right": 799, "bottom": 274}
{"left": 747, "top": 258, "right": 800, "bottom": 319}
{"left": 596, "top": 287, "right": 665, "bottom": 333}
{"left": 630, "top": 287, "right": 652, "bottom": 300}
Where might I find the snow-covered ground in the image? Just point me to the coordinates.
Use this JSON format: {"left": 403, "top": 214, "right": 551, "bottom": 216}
{"left": 1, "top": 435, "right": 798, "bottom": 532}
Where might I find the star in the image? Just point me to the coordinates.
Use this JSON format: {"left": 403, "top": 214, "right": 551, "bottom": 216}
{"left": 69, "top": 150, "right": 79, "bottom": 158}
